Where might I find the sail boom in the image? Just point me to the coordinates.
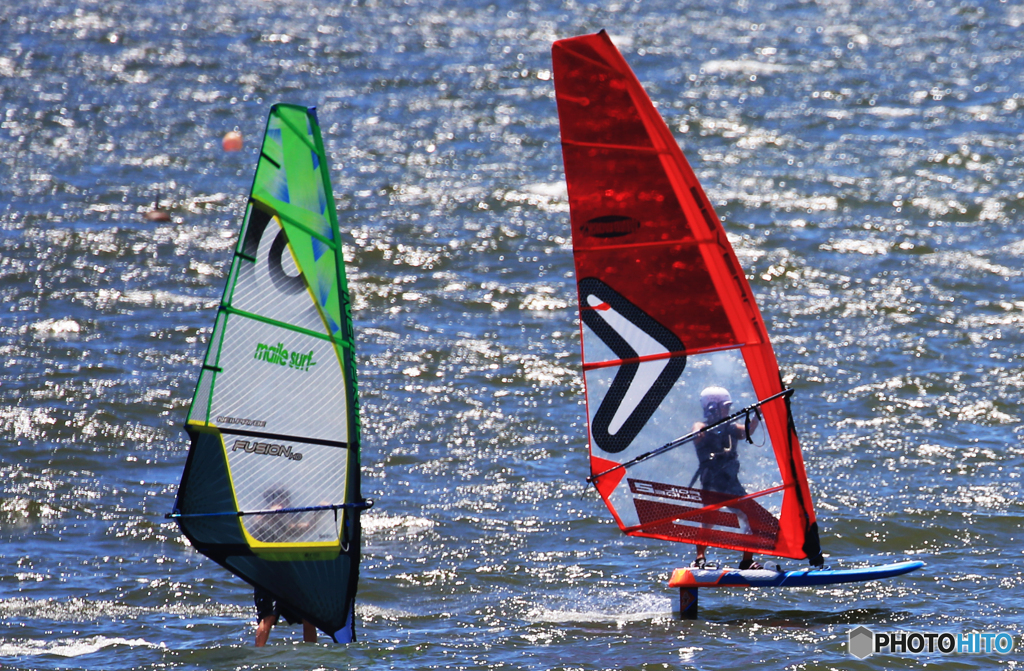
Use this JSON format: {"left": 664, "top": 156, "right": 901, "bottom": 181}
{"left": 581, "top": 349, "right": 686, "bottom": 371}
{"left": 587, "top": 388, "right": 794, "bottom": 483}
{"left": 168, "top": 500, "right": 373, "bottom": 520}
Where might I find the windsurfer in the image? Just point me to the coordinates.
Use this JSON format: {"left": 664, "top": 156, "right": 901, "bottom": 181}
{"left": 250, "top": 487, "right": 317, "bottom": 646}
{"left": 691, "top": 386, "right": 762, "bottom": 570}
{"left": 254, "top": 586, "right": 317, "bottom": 646}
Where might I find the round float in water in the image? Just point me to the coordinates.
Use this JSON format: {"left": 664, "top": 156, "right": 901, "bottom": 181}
{"left": 222, "top": 130, "right": 243, "bottom": 152}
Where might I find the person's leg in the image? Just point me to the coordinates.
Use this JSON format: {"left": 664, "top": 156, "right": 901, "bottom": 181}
{"left": 302, "top": 620, "right": 317, "bottom": 643}
{"left": 255, "top": 614, "right": 277, "bottom": 647}
{"left": 739, "top": 552, "right": 762, "bottom": 570}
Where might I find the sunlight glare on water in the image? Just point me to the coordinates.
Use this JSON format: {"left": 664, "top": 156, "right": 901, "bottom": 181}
{"left": 1, "top": 0, "right": 1023, "bottom": 669}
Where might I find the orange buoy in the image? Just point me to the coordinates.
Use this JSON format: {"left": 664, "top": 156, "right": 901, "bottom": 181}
{"left": 222, "top": 130, "right": 243, "bottom": 152}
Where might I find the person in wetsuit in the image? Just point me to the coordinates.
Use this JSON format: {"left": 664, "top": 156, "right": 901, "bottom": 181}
{"left": 250, "top": 487, "right": 317, "bottom": 646}
{"left": 690, "top": 386, "right": 762, "bottom": 570}
{"left": 254, "top": 586, "right": 317, "bottom": 646}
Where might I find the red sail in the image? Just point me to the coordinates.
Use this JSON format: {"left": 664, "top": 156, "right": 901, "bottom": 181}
{"left": 553, "top": 32, "right": 820, "bottom": 561}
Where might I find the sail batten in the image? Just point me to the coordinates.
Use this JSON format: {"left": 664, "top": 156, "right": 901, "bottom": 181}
{"left": 191, "top": 424, "right": 351, "bottom": 449}
{"left": 172, "top": 104, "right": 364, "bottom": 641}
{"left": 554, "top": 31, "right": 820, "bottom": 562}
{"left": 250, "top": 192, "right": 336, "bottom": 246}
{"left": 574, "top": 237, "right": 712, "bottom": 253}
{"left": 559, "top": 139, "right": 664, "bottom": 153}
{"left": 216, "top": 304, "right": 349, "bottom": 344}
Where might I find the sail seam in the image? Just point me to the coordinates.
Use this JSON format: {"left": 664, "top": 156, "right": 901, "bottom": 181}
{"left": 259, "top": 151, "right": 281, "bottom": 169}
{"left": 206, "top": 311, "right": 230, "bottom": 423}
{"left": 553, "top": 43, "right": 614, "bottom": 71}
{"left": 275, "top": 110, "right": 317, "bottom": 152}
{"left": 573, "top": 237, "right": 713, "bottom": 252}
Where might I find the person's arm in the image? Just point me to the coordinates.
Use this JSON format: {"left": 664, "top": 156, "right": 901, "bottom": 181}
{"left": 730, "top": 414, "right": 759, "bottom": 440}
{"left": 692, "top": 422, "right": 707, "bottom": 445}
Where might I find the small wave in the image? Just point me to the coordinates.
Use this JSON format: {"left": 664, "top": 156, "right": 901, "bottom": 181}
{"left": 0, "top": 407, "right": 58, "bottom": 440}
{"left": 1001, "top": 239, "right": 1024, "bottom": 256}
{"left": 120, "top": 289, "right": 208, "bottom": 307}
{"left": 519, "top": 292, "right": 569, "bottom": 312}
{"left": 362, "top": 512, "right": 434, "bottom": 534}
{"left": 954, "top": 400, "right": 1018, "bottom": 424}
{"left": 866, "top": 106, "right": 916, "bottom": 118}
{"left": 517, "top": 355, "right": 576, "bottom": 387}
{"left": 28, "top": 318, "right": 81, "bottom": 336}
{"left": 0, "top": 635, "right": 165, "bottom": 658}
{"left": 820, "top": 238, "right": 889, "bottom": 256}
{"left": 524, "top": 592, "right": 673, "bottom": 626}
{"left": 0, "top": 496, "right": 62, "bottom": 523}
{"left": 521, "top": 181, "right": 567, "bottom": 199}
{"left": 702, "top": 60, "right": 789, "bottom": 75}
{"left": 499, "top": 184, "right": 569, "bottom": 213}
{"left": 356, "top": 602, "right": 414, "bottom": 621}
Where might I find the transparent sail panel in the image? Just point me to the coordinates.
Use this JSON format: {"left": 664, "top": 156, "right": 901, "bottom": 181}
{"left": 225, "top": 437, "right": 348, "bottom": 544}
{"left": 586, "top": 348, "right": 779, "bottom": 488}
{"left": 585, "top": 347, "right": 784, "bottom": 548}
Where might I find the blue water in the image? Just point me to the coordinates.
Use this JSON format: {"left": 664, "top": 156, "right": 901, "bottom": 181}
{"left": 2, "top": 0, "right": 1023, "bottom": 669}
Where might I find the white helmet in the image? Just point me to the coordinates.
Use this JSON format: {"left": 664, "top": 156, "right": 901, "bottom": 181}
{"left": 699, "top": 386, "right": 732, "bottom": 412}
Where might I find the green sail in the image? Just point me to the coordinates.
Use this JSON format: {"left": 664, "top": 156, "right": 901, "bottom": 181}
{"left": 171, "top": 104, "right": 366, "bottom": 643}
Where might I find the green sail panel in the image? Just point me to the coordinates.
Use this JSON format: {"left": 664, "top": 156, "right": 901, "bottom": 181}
{"left": 171, "top": 104, "right": 365, "bottom": 643}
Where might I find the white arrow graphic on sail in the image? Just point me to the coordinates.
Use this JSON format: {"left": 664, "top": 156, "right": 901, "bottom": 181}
{"left": 586, "top": 293, "right": 671, "bottom": 436}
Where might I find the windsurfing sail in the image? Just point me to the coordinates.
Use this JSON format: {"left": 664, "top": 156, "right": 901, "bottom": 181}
{"left": 169, "top": 104, "right": 369, "bottom": 642}
{"left": 552, "top": 32, "right": 822, "bottom": 563}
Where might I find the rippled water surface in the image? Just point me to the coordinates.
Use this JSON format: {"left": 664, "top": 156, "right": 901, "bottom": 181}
{"left": 2, "top": 0, "right": 1023, "bottom": 669}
